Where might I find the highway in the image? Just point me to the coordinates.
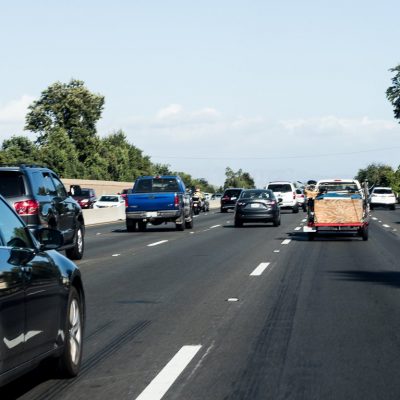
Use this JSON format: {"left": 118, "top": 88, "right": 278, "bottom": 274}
{"left": 2, "top": 207, "right": 400, "bottom": 399}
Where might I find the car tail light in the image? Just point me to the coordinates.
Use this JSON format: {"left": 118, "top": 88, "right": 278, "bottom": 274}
{"left": 125, "top": 196, "right": 129, "bottom": 208}
{"left": 222, "top": 196, "right": 229, "bottom": 201}
{"left": 14, "top": 200, "right": 39, "bottom": 215}
{"left": 174, "top": 194, "right": 180, "bottom": 207}
{"left": 299, "top": 194, "right": 305, "bottom": 198}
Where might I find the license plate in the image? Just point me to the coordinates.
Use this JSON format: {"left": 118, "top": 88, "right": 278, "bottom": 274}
{"left": 146, "top": 212, "right": 157, "bottom": 217}
{"left": 251, "top": 203, "right": 260, "bottom": 208}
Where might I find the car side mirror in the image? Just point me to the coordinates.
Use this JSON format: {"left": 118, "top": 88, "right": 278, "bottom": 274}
{"left": 37, "top": 228, "right": 64, "bottom": 250}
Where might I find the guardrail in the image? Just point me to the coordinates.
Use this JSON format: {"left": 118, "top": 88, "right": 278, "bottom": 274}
{"left": 83, "top": 199, "right": 221, "bottom": 226}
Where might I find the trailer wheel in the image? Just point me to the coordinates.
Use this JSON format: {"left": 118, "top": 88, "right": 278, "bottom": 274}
{"left": 360, "top": 225, "right": 369, "bottom": 241}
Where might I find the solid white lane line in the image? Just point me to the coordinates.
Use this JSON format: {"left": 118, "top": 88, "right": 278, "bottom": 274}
{"left": 294, "top": 227, "right": 301, "bottom": 231}
{"left": 281, "top": 239, "right": 291, "bottom": 245}
{"left": 210, "top": 225, "right": 221, "bottom": 229}
{"left": 147, "top": 240, "right": 168, "bottom": 247}
{"left": 135, "top": 345, "right": 202, "bottom": 400}
{"left": 250, "top": 262, "right": 271, "bottom": 276}
{"left": 383, "top": 224, "right": 390, "bottom": 228}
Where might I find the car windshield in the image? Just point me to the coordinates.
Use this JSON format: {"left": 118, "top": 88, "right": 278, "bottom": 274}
{"left": 241, "top": 190, "right": 272, "bottom": 200}
{"left": 80, "top": 189, "right": 91, "bottom": 196}
{"left": 135, "top": 178, "right": 179, "bottom": 193}
{"left": 99, "top": 196, "right": 118, "bottom": 202}
{"left": 373, "top": 189, "right": 393, "bottom": 194}
{"left": 268, "top": 184, "right": 291, "bottom": 192}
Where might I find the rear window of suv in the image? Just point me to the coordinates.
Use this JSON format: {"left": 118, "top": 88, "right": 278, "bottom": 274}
{"left": 224, "top": 189, "right": 242, "bottom": 197}
{"left": 0, "top": 171, "right": 27, "bottom": 197}
{"left": 135, "top": 178, "right": 179, "bottom": 193}
{"left": 268, "top": 184, "right": 292, "bottom": 192}
{"left": 373, "top": 189, "right": 393, "bottom": 194}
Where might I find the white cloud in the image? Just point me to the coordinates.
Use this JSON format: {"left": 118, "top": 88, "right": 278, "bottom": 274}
{"left": 0, "top": 95, "right": 35, "bottom": 123}
{"left": 156, "top": 104, "right": 183, "bottom": 119}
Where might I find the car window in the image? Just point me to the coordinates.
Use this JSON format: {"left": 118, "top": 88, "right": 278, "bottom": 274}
{"left": 135, "top": 178, "right": 179, "bottom": 193}
{"left": 268, "top": 184, "right": 292, "bottom": 192}
{"left": 373, "top": 189, "right": 393, "bottom": 194}
{"left": 224, "top": 190, "right": 242, "bottom": 197}
{"left": 99, "top": 196, "right": 118, "bottom": 202}
{"left": 0, "top": 171, "right": 27, "bottom": 197}
{"left": 51, "top": 174, "right": 67, "bottom": 198}
{"left": 0, "top": 200, "right": 33, "bottom": 248}
{"left": 33, "top": 172, "right": 57, "bottom": 196}
{"left": 241, "top": 190, "right": 272, "bottom": 199}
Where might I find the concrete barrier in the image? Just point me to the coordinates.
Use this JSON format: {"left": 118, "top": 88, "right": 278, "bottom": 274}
{"left": 82, "top": 199, "right": 221, "bottom": 226}
{"left": 83, "top": 206, "right": 125, "bottom": 226}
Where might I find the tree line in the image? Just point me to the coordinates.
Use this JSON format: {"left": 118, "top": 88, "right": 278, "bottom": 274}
{"left": 1, "top": 64, "right": 400, "bottom": 193}
{"left": 0, "top": 79, "right": 255, "bottom": 192}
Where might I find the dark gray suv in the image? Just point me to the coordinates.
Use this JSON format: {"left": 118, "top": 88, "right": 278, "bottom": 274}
{"left": 0, "top": 164, "right": 85, "bottom": 260}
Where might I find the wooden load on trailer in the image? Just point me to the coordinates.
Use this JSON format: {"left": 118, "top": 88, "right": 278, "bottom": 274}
{"left": 304, "top": 178, "right": 369, "bottom": 241}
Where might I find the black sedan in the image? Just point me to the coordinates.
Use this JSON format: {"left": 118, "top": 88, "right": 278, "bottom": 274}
{"left": 234, "top": 189, "right": 281, "bottom": 227}
{"left": 0, "top": 196, "right": 85, "bottom": 387}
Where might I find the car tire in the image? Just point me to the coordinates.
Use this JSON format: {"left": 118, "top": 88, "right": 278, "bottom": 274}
{"left": 234, "top": 218, "right": 243, "bottom": 227}
{"left": 370, "top": 204, "right": 374, "bottom": 210}
{"left": 138, "top": 222, "right": 147, "bottom": 232}
{"left": 360, "top": 225, "right": 369, "bottom": 241}
{"left": 57, "top": 286, "right": 83, "bottom": 378}
{"left": 273, "top": 215, "right": 281, "bottom": 227}
{"left": 126, "top": 220, "right": 136, "bottom": 232}
{"left": 221, "top": 208, "right": 227, "bottom": 213}
{"left": 66, "top": 225, "right": 84, "bottom": 260}
{"left": 185, "top": 211, "right": 194, "bottom": 229}
{"left": 292, "top": 205, "right": 299, "bottom": 213}
{"left": 390, "top": 204, "right": 396, "bottom": 210}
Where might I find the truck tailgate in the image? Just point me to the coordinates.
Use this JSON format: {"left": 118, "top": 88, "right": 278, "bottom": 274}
{"left": 127, "top": 193, "right": 177, "bottom": 211}
{"left": 314, "top": 198, "right": 364, "bottom": 224}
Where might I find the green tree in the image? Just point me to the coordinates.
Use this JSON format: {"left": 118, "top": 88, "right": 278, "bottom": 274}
{"left": 0, "top": 136, "right": 39, "bottom": 164}
{"left": 25, "top": 79, "right": 105, "bottom": 163}
{"left": 224, "top": 167, "right": 255, "bottom": 189}
{"left": 387, "top": 65, "right": 400, "bottom": 122}
{"left": 355, "top": 163, "right": 395, "bottom": 187}
{"left": 37, "top": 127, "right": 82, "bottom": 178}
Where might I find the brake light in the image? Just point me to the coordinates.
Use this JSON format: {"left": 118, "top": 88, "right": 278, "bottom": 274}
{"left": 125, "top": 196, "right": 129, "bottom": 208}
{"left": 222, "top": 196, "right": 229, "bottom": 200}
{"left": 14, "top": 200, "right": 39, "bottom": 215}
{"left": 174, "top": 194, "right": 180, "bottom": 207}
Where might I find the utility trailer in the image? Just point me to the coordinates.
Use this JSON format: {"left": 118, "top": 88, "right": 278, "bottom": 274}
{"left": 304, "top": 179, "right": 369, "bottom": 241}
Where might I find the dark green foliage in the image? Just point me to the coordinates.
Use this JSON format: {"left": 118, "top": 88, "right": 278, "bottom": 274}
{"left": 224, "top": 167, "right": 255, "bottom": 189}
{"left": 387, "top": 65, "right": 400, "bottom": 122}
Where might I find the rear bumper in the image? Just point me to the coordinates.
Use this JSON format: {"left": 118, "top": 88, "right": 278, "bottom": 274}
{"left": 235, "top": 210, "right": 278, "bottom": 221}
{"left": 126, "top": 210, "right": 181, "bottom": 221}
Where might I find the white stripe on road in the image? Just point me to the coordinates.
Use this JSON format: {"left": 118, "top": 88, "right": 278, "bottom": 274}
{"left": 112, "top": 254, "right": 120, "bottom": 257}
{"left": 147, "top": 240, "right": 168, "bottom": 247}
{"left": 302, "top": 219, "right": 307, "bottom": 222}
{"left": 274, "top": 250, "right": 280, "bottom": 253}
{"left": 294, "top": 227, "right": 301, "bottom": 231}
{"left": 372, "top": 217, "right": 378, "bottom": 220}
{"left": 281, "top": 239, "right": 291, "bottom": 245}
{"left": 210, "top": 225, "right": 221, "bottom": 229}
{"left": 135, "top": 345, "right": 202, "bottom": 400}
{"left": 383, "top": 224, "right": 390, "bottom": 228}
{"left": 250, "top": 262, "right": 271, "bottom": 276}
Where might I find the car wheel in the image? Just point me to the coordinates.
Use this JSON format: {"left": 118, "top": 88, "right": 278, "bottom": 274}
{"left": 66, "top": 225, "right": 84, "bottom": 260}
{"left": 370, "top": 204, "right": 374, "bottom": 210}
{"left": 273, "top": 215, "right": 281, "bottom": 227}
{"left": 126, "top": 220, "right": 136, "bottom": 232}
{"left": 234, "top": 218, "right": 243, "bottom": 227}
{"left": 360, "top": 225, "right": 369, "bottom": 241}
{"left": 57, "top": 286, "right": 83, "bottom": 377}
{"left": 221, "top": 208, "right": 226, "bottom": 213}
{"left": 292, "top": 205, "right": 299, "bottom": 213}
{"left": 138, "top": 222, "right": 147, "bottom": 232}
{"left": 302, "top": 204, "right": 307, "bottom": 212}
{"left": 390, "top": 204, "right": 396, "bottom": 210}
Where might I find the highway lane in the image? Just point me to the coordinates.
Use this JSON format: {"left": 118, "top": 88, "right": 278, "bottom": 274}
{"left": 2, "top": 209, "right": 400, "bottom": 399}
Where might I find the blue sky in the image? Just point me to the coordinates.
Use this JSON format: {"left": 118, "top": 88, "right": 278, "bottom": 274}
{"left": 1, "top": 0, "right": 400, "bottom": 186}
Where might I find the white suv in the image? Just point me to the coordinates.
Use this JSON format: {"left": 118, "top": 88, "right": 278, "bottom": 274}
{"left": 266, "top": 181, "right": 299, "bottom": 213}
{"left": 369, "top": 187, "right": 396, "bottom": 210}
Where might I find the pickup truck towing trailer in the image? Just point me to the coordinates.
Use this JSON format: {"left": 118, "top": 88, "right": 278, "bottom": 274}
{"left": 304, "top": 179, "right": 369, "bottom": 241}
{"left": 125, "top": 175, "right": 193, "bottom": 232}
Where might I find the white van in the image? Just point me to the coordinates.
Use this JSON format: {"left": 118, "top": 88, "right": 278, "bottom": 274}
{"left": 266, "top": 181, "right": 299, "bottom": 213}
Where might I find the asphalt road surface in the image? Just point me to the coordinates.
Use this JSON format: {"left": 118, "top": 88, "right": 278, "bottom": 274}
{"left": 2, "top": 206, "right": 400, "bottom": 399}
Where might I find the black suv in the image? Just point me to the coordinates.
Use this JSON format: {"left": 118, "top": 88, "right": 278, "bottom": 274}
{"left": 0, "top": 164, "right": 85, "bottom": 260}
{"left": 220, "top": 188, "right": 243, "bottom": 212}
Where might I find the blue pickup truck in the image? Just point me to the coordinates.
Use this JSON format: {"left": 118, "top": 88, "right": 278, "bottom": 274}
{"left": 125, "top": 175, "right": 194, "bottom": 232}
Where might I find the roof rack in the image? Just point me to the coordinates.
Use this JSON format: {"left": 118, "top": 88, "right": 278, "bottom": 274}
{"left": 0, "top": 163, "right": 48, "bottom": 169}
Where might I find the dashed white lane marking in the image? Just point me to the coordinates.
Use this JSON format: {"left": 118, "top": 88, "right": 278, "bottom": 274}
{"left": 383, "top": 224, "right": 390, "bottom": 228}
{"left": 372, "top": 217, "right": 378, "bottom": 220}
{"left": 294, "top": 227, "right": 301, "bottom": 231}
{"left": 302, "top": 219, "right": 307, "bottom": 222}
{"left": 378, "top": 220, "right": 382, "bottom": 223}
{"left": 227, "top": 298, "right": 239, "bottom": 302}
{"left": 274, "top": 250, "right": 280, "bottom": 253}
{"left": 135, "top": 345, "right": 202, "bottom": 400}
{"left": 96, "top": 233, "right": 102, "bottom": 235}
{"left": 112, "top": 254, "right": 120, "bottom": 257}
{"left": 147, "top": 240, "right": 168, "bottom": 247}
{"left": 281, "top": 239, "right": 291, "bottom": 245}
{"left": 250, "top": 262, "right": 271, "bottom": 276}
{"left": 210, "top": 225, "right": 221, "bottom": 229}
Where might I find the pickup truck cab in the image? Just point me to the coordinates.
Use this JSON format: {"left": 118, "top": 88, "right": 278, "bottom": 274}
{"left": 125, "top": 175, "right": 193, "bottom": 232}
